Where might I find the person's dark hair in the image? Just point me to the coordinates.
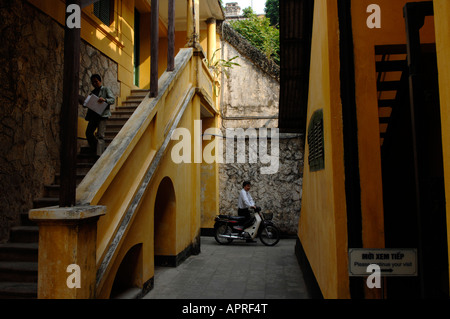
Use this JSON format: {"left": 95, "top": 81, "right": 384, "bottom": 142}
{"left": 91, "top": 74, "right": 102, "bottom": 82}
{"left": 243, "top": 181, "right": 251, "bottom": 187}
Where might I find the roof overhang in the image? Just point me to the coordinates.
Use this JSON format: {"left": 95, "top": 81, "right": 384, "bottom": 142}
{"left": 158, "top": 0, "right": 225, "bottom": 31}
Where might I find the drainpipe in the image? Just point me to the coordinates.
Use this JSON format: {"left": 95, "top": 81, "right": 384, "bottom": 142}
{"left": 187, "top": 0, "right": 200, "bottom": 47}
{"left": 167, "top": 0, "right": 175, "bottom": 71}
{"left": 150, "top": 0, "right": 159, "bottom": 97}
{"left": 60, "top": 0, "right": 81, "bottom": 207}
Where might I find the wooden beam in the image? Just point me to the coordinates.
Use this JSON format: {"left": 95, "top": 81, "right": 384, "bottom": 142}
{"left": 167, "top": 0, "right": 175, "bottom": 71}
{"left": 150, "top": 0, "right": 159, "bottom": 97}
{"left": 378, "top": 99, "right": 396, "bottom": 107}
{"left": 278, "top": 0, "right": 314, "bottom": 133}
{"left": 60, "top": 0, "right": 81, "bottom": 207}
{"left": 377, "top": 80, "right": 401, "bottom": 91}
{"left": 80, "top": 0, "right": 100, "bottom": 8}
{"left": 376, "top": 60, "right": 407, "bottom": 72}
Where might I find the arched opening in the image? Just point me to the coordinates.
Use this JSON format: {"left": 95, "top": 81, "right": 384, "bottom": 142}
{"left": 154, "top": 176, "right": 177, "bottom": 266}
{"left": 110, "top": 243, "right": 143, "bottom": 298}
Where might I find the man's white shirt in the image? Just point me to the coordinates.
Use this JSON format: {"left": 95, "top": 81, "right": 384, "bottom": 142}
{"left": 238, "top": 188, "right": 255, "bottom": 209}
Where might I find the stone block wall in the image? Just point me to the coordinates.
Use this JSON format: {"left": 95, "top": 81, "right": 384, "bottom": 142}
{"left": 0, "top": 0, "right": 120, "bottom": 242}
{"left": 0, "top": 0, "right": 64, "bottom": 242}
{"left": 219, "top": 133, "right": 304, "bottom": 235}
{"left": 79, "top": 41, "right": 120, "bottom": 117}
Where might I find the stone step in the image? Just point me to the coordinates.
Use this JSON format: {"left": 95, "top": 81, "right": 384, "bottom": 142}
{"left": 104, "top": 130, "right": 120, "bottom": 139}
{"left": 125, "top": 96, "right": 145, "bottom": 103}
{"left": 0, "top": 242, "right": 38, "bottom": 262}
{"left": 20, "top": 212, "right": 36, "bottom": 227}
{"left": 104, "top": 134, "right": 121, "bottom": 143}
{"left": 76, "top": 162, "right": 95, "bottom": 175}
{"left": 105, "top": 123, "right": 125, "bottom": 132}
{"left": 77, "top": 151, "right": 99, "bottom": 164}
{"left": 44, "top": 184, "right": 60, "bottom": 198}
{"left": 122, "top": 101, "right": 140, "bottom": 107}
{"left": 109, "top": 110, "right": 135, "bottom": 119}
{"left": 0, "top": 282, "right": 37, "bottom": 299}
{"left": 115, "top": 105, "right": 138, "bottom": 113}
{"left": 129, "top": 90, "right": 149, "bottom": 99}
{"left": 32, "top": 197, "right": 59, "bottom": 209}
{"left": 54, "top": 173, "right": 86, "bottom": 186}
{"left": 130, "top": 89, "right": 150, "bottom": 94}
{"left": 107, "top": 117, "right": 128, "bottom": 126}
{"left": 0, "top": 262, "right": 38, "bottom": 283}
{"left": 9, "top": 227, "right": 39, "bottom": 244}
{"left": 48, "top": 163, "right": 94, "bottom": 178}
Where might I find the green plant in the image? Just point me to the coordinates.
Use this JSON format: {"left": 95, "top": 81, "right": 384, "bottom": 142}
{"left": 203, "top": 48, "right": 240, "bottom": 96}
{"left": 264, "top": 0, "right": 279, "bottom": 28}
{"left": 229, "top": 8, "right": 280, "bottom": 65}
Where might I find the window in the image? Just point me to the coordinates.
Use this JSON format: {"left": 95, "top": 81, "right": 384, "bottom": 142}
{"left": 307, "top": 109, "right": 325, "bottom": 172}
{"left": 94, "top": 0, "right": 112, "bottom": 26}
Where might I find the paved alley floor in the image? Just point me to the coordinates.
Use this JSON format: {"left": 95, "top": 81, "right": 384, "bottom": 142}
{"left": 143, "top": 236, "right": 310, "bottom": 299}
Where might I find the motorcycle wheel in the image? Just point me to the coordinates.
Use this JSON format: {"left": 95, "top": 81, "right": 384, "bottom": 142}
{"left": 214, "top": 224, "right": 234, "bottom": 245}
{"left": 259, "top": 225, "right": 280, "bottom": 246}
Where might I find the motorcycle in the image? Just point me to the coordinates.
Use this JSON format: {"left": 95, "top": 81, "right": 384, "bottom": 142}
{"left": 213, "top": 208, "right": 280, "bottom": 246}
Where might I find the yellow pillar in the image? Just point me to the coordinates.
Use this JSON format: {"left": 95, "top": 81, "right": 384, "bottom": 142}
{"left": 434, "top": 0, "right": 450, "bottom": 292}
{"left": 206, "top": 18, "right": 217, "bottom": 62}
{"left": 29, "top": 205, "right": 106, "bottom": 299}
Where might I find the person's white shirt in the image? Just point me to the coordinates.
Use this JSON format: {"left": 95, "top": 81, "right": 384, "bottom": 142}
{"left": 238, "top": 188, "right": 255, "bottom": 209}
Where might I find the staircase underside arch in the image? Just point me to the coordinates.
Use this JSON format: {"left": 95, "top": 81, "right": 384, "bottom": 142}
{"left": 154, "top": 176, "right": 177, "bottom": 265}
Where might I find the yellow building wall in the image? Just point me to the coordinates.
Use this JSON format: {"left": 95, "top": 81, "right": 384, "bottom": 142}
{"left": 298, "top": 0, "right": 349, "bottom": 299}
{"left": 434, "top": 0, "right": 450, "bottom": 290}
{"left": 27, "top": 0, "right": 177, "bottom": 103}
{"left": 198, "top": 24, "right": 221, "bottom": 230}
{"left": 350, "top": 0, "right": 436, "bottom": 250}
{"left": 200, "top": 116, "right": 220, "bottom": 229}
{"left": 300, "top": 0, "right": 445, "bottom": 298}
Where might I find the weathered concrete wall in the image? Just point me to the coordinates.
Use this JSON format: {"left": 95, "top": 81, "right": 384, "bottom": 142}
{"left": 0, "top": 0, "right": 119, "bottom": 242}
{"left": 220, "top": 22, "right": 280, "bottom": 129}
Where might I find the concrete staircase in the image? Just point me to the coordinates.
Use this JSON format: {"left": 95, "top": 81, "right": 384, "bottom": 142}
{"left": 0, "top": 89, "right": 148, "bottom": 298}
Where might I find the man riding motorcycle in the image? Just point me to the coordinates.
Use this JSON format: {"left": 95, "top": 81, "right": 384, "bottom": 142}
{"left": 237, "top": 181, "right": 260, "bottom": 242}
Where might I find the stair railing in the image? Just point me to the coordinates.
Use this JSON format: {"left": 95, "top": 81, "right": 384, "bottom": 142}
{"left": 30, "top": 47, "right": 218, "bottom": 298}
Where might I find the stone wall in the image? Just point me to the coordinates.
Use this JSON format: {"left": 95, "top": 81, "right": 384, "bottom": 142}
{"left": 0, "top": 0, "right": 120, "bottom": 242}
{"left": 217, "top": 22, "right": 303, "bottom": 236}
{"left": 219, "top": 22, "right": 280, "bottom": 129}
{"left": 219, "top": 133, "right": 304, "bottom": 235}
{"left": 79, "top": 41, "right": 120, "bottom": 117}
{"left": 0, "top": 0, "right": 63, "bottom": 242}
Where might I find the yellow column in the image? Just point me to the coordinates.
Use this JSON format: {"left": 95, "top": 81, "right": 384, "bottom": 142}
{"left": 434, "top": 0, "right": 450, "bottom": 292}
{"left": 206, "top": 18, "right": 217, "bottom": 62}
{"left": 29, "top": 205, "right": 106, "bottom": 299}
